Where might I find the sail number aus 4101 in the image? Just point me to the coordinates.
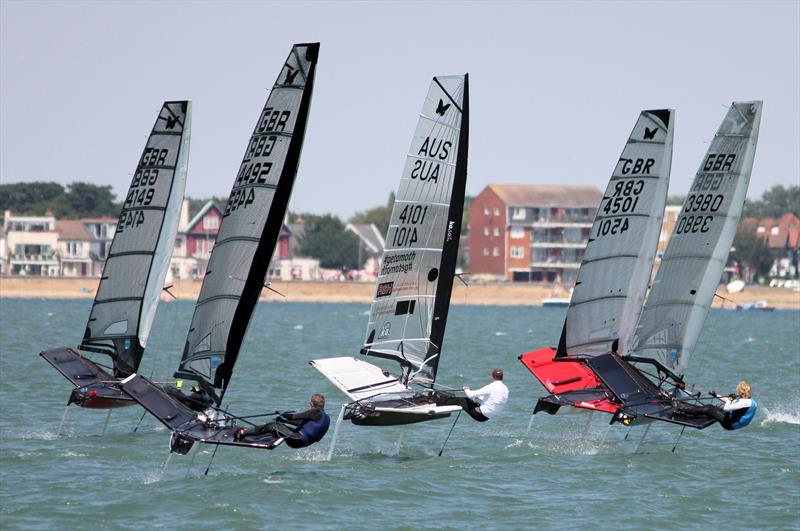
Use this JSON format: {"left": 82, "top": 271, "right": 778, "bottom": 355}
{"left": 391, "top": 204, "right": 429, "bottom": 247}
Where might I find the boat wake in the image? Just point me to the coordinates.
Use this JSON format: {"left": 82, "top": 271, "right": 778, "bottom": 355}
{"left": 760, "top": 406, "right": 800, "bottom": 426}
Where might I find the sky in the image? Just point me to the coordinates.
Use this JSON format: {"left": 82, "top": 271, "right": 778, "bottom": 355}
{"left": 1, "top": 1, "right": 798, "bottom": 219}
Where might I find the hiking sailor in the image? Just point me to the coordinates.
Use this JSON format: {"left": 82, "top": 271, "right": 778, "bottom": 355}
{"left": 439, "top": 368, "right": 509, "bottom": 422}
{"left": 235, "top": 393, "right": 330, "bottom": 449}
{"left": 678, "top": 380, "right": 757, "bottom": 430}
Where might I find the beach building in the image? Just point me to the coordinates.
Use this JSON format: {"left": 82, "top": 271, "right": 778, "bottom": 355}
{"left": 3, "top": 210, "right": 60, "bottom": 276}
{"left": 170, "top": 200, "right": 223, "bottom": 280}
{"left": 748, "top": 213, "right": 800, "bottom": 278}
{"left": 345, "top": 223, "right": 384, "bottom": 278}
{"left": 55, "top": 220, "right": 94, "bottom": 277}
{"left": 81, "top": 217, "right": 116, "bottom": 275}
{"left": 468, "top": 185, "right": 602, "bottom": 283}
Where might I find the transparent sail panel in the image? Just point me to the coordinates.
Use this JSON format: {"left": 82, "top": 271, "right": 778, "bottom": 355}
{"left": 177, "top": 44, "right": 319, "bottom": 394}
{"left": 83, "top": 101, "right": 191, "bottom": 374}
{"left": 630, "top": 102, "right": 763, "bottom": 375}
{"left": 564, "top": 110, "right": 674, "bottom": 358}
{"left": 363, "top": 75, "right": 467, "bottom": 383}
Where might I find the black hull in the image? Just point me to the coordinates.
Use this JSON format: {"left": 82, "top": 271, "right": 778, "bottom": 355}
{"left": 40, "top": 347, "right": 135, "bottom": 409}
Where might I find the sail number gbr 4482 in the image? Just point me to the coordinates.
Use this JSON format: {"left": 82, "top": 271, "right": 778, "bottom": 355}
{"left": 225, "top": 107, "right": 291, "bottom": 216}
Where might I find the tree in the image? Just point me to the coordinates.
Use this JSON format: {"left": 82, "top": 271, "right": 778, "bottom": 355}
{"left": 732, "top": 226, "right": 773, "bottom": 279}
{"left": 0, "top": 181, "right": 69, "bottom": 216}
{"left": 349, "top": 192, "right": 395, "bottom": 235}
{"left": 744, "top": 185, "right": 800, "bottom": 219}
{"left": 66, "top": 182, "right": 118, "bottom": 217}
{"left": 298, "top": 213, "right": 360, "bottom": 269}
{"left": 666, "top": 195, "right": 685, "bottom": 206}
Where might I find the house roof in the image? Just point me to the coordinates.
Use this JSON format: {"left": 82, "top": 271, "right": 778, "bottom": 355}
{"left": 80, "top": 217, "right": 116, "bottom": 223}
{"left": 56, "top": 220, "right": 92, "bottom": 241}
{"left": 184, "top": 201, "right": 224, "bottom": 232}
{"left": 486, "top": 184, "right": 603, "bottom": 207}
{"left": 345, "top": 223, "right": 385, "bottom": 254}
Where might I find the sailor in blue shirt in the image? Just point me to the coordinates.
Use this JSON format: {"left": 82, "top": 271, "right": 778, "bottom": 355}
{"left": 235, "top": 393, "right": 330, "bottom": 449}
{"left": 679, "top": 380, "right": 758, "bottom": 430}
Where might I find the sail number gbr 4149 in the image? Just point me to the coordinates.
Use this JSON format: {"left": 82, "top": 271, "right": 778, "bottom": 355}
{"left": 118, "top": 147, "right": 169, "bottom": 232}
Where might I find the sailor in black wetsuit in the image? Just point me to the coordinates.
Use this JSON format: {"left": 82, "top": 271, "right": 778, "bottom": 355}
{"left": 678, "top": 380, "right": 758, "bottom": 430}
{"left": 235, "top": 393, "right": 330, "bottom": 449}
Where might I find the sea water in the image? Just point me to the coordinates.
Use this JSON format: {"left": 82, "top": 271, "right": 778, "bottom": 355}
{"left": 1, "top": 298, "right": 798, "bottom": 529}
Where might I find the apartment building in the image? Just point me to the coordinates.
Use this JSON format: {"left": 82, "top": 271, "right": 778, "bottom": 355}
{"left": 469, "top": 185, "right": 603, "bottom": 283}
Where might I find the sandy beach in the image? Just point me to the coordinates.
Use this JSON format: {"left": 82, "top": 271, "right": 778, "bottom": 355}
{"left": 1, "top": 276, "right": 798, "bottom": 309}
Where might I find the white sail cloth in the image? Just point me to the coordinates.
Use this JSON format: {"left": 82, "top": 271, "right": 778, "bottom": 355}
{"left": 563, "top": 110, "right": 674, "bottom": 358}
{"left": 630, "top": 101, "right": 763, "bottom": 375}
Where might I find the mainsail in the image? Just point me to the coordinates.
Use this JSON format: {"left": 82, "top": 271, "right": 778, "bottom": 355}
{"left": 81, "top": 101, "right": 191, "bottom": 377}
{"left": 558, "top": 109, "right": 674, "bottom": 359}
{"left": 630, "top": 101, "right": 763, "bottom": 376}
{"left": 361, "top": 75, "right": 469, "bottom": 384}
{"left": 175, "top": 43, "right": 319, "bottom": 401}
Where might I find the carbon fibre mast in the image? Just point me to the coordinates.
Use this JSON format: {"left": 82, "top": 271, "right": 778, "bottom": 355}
{"left": 310, "top": 74, "right": 469, "bottom": 429}
{"left": 40, "top": 101, "right": 191, "bottom": 410}
{"left": 120, "top": 43, "right": 319, "bottom": 454}
{"left": 520, "top": 102, "right": 762, "bottom": 431}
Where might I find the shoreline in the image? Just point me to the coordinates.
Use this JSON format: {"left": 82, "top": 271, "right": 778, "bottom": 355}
{"left": 1, "top": 276, "right": 798, "bottom": 309}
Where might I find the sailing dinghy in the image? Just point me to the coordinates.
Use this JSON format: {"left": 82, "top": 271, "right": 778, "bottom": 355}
{"left": 520, "top": 102, "right": 763, "bottom": 431}
{"left": 119, "top": 43, "right": 319, "bottom": 454}
{"left": 310, "top": 74, "right": 469, "bottom": 428}
{"left": 40, "top": 101, "right": 191, "bottom": 409}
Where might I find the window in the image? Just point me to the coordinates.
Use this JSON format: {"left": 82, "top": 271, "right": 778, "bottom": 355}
{"left": 757, "top": 226, "right": 765, "bottom": 233}
{"left": 512, "top": 208, "right": 525, "bottom": 220}
{"left": 510, "top": 246, "right": 524, "bottom": 258}
{"left": 484, "top": 208, "right": 490, "bottom": 215}
{"left": 494, "top": 208, "right": 500, "bottom": 216}
{"left": 203, "top": 215, "right": 219, "bottom": 230}
{"left": 771, "top": 226, "right": 780, "bottom": 235}
{"left": 483, "top": 227, "right": 489, "bottom": 236}
{"left": 493, "top": 227, "right": 500, "bottom": 237}
{"left": 493, "top": 247, "right": 500, "bottom": 257}
{"left": 483, "top": 247, "right": 489, "bottom": 256}
{"left": 510, "top": 227, "right": 525, "bottom": 239}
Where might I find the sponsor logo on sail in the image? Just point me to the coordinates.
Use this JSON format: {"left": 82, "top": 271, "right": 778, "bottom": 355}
{"left": 644, "top": 127, "right": 657, "bottom": 140}
{"left": 376, "top": 281, "right": 394, "bottom": 298}
{"left": 436, "top": 99, "right": 450, "bottom": 116}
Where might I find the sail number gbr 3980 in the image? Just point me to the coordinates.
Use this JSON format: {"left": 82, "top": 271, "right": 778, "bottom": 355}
{"left": 391, "top": 204, "right": 429, "bottom": 247}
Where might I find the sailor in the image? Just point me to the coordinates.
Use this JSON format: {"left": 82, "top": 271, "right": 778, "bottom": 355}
{"left": 235, "top": 393, "right": 330, "bottom": 449}
{"left": 439, "top": 368, "right": 509, "bottom": 422}
{"left": 679, "top": 380, "right": 758, "bottom": 430}
{"left": 164, "top": 380, "right": 212, "bottom": 412}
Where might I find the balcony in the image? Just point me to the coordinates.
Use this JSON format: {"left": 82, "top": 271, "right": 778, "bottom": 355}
{"left": 531, "top": 241, "right": 587, "bottom": 249}
{"left": 531, "top": 219, "right": 593, "bottom": 228}
{"left": 531, "top": 260, "right": 581, "bottom": 269}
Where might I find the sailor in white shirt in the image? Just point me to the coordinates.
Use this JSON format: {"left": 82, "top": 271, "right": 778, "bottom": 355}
{"left": 439, "top": 368, "right": 509, "bottom": 422}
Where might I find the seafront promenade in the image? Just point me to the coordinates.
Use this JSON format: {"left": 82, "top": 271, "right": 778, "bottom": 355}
{"left": 1, "top": 276, "right": 798, "bottom": 309}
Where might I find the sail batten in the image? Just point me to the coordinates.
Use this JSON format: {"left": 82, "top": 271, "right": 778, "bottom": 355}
{"left": 81, "top": 101, "right": 191, "bottom": 377}
{"left": 630, "top": 101, "right": 763, "bottom": 375}
{"left": 559, "top": 109, "right": 674, "bottom": 359}
{"left": 175, "top": 44, "right": 319, "bottom": 400}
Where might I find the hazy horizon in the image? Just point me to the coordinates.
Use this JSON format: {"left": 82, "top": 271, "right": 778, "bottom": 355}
{"left": 2, "top": 1, "right": 798, "bottom": 218}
